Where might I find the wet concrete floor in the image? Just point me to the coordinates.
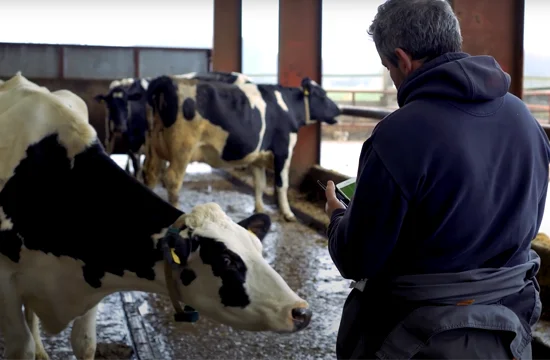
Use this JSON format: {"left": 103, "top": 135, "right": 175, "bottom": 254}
{"left": 0, "top": 162, "right": 348, "bottom": 360}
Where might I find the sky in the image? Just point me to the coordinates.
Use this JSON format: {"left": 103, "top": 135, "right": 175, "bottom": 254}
{"left": 0, "top": 0, "right": 547, "bottom": 76}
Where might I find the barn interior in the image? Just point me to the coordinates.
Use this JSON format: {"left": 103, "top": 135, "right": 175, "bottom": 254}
{"left": 0, "top": 0, "right": 549, "bottom": 359}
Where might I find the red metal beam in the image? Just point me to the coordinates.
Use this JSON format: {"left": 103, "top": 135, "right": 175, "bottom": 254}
{"left": 453, "top": 0, "right": 525, "bottom": 98}
{"left": 278, "top": 0, "right": 322, "bottom": 187}
{"left": 212, "top": 0, "right": 242, "bottom": 72}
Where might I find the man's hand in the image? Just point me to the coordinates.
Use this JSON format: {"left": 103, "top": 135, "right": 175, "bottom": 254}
{"left": 325, "top": 180, "right": 346, "bottom": 217}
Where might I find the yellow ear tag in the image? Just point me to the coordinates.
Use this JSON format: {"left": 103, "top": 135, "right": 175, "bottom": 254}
{"left": 170, "top": 248, "right": 181, "bottom": 265}
{"left": 304, "top": 89, "right": 309, "bottom": 96}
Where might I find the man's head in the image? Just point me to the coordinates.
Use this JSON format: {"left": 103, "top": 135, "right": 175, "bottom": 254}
{"left": 368, "top": 0, "right": 462, "bottom": 89}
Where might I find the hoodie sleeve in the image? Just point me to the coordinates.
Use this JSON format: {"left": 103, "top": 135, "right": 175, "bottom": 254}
{"left": 327, "top": 143, "right": 409, "bottom": 281}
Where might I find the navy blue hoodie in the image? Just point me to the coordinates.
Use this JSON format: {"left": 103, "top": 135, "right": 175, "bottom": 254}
{"left": 327, "top": 52, "right": 550, "bottom": 281}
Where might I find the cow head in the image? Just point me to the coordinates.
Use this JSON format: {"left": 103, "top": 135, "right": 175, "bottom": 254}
{"left": 301, "top": 77, "right": 341, "bottom": 125}
{"left": 94, "top": 79, "right": 149, "bottom": 134}
{"left": 159, "top": 203, "right": 312, "bottom": 333}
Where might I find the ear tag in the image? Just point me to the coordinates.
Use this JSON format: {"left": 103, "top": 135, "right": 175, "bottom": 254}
{"left": 170, "top": 248, "right": 181, "bottom": 265}
{"left": 304, "top": 89, "right": 309, "bottom": 96}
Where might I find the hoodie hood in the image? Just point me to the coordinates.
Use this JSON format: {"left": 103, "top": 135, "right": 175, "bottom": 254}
{"left": 397, "top": 52, "right": 511, "bottom": 107}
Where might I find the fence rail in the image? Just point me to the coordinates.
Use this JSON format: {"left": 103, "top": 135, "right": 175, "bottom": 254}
{"left": 326, "top": 88, "right": 550, "bottom": 121}
{"left": 338, "top": 106, "right": 550, "bottom": 140}
{"left": 246, "top": 73, "right": 550, "bottom": 121}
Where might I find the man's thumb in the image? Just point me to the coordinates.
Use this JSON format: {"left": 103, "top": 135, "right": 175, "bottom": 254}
{"left": 326, "top": 180, "right": 337, "bottom": 199}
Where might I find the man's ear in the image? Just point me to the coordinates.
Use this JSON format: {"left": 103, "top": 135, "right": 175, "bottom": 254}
{"left": 394, "top": 48, "right": 413, "bottom": 74}
{"left": 237, "top": 213, "right": 272, "bottom": 242}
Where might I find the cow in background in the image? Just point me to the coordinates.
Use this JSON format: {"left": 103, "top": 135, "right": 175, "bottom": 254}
{"left": 0, "top": 73, "right": 312, "bottom": 360}
{"left": 94, "top": 72, "right": 254, "bottom": 179}
{"left": 143, "top": 76, "right": 341, "bottom": 222}
{"left": 94, "top": 78, "right": 150, "bottom": 177}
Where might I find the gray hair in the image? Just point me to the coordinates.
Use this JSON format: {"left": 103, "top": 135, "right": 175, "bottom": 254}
{"left": 368, "top": 0, "right": 463, "bottom": 66}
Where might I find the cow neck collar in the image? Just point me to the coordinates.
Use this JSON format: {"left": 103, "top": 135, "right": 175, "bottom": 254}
{"left": 158, "top": 226, "right": 200, "bottom": 323}
{"left": 301, "top": 87, "right": 311, "bottom": 124}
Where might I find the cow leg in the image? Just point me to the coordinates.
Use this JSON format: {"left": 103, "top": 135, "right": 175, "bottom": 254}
{"left": 70, "top": 305, "right": 98, "bottom": 360}
{"left": 273, "top": 152, "right": 296, "bottom": 222}
{"left": 159, "top": 160, "right": 168, "bottom": 188}
{"left": 125, "top": 155, "right": 131, "bottom": 174}
{"left": 24, "top": 306, "right": 49, "bottom": 360}
{"left": 164, "top": 153, "right": 192, "bottom": 207}
{"left": 105, "top": 136, "right": 115, "bottom": 155}
{"left": 251, "top": 165, "right": 266, "bottom": 213}
{"left": 273, "top": 134, "right": 298, "bottom": 222}
{"left": 129, "top": 152, "right": 141, "bottom": 178}
{"left": 0, "top": 283, "right": 35, "bottom": 359}
{"left": 142, "top": 146, "right": 161, "bottom": 189}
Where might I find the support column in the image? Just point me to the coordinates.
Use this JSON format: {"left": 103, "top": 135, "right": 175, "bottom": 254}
{"left": 278, "top": 0, "right": 322, "bottom": 187}
{"left": 212, "top": 0, "right": 242, "bottom": 72}
{"left": 453, "top": 0, "right": 525, "bottom": 98}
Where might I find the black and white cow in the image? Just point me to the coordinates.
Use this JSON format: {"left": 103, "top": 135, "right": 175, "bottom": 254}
{"left": 94, "top": 72, "right": 253, "bottom": 178}
{"left": 143, "top": 76, "right": 341, "bottom": 221}
{"left": 0, "top": 74, "right": 312, "bottom": 360}
{"left": 94, "top": 78, "right": 150, "bottom": 177}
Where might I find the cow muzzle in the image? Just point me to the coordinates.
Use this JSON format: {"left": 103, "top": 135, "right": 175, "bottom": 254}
{"left": 291, "top": 306, "right": 312, "bottom": 332}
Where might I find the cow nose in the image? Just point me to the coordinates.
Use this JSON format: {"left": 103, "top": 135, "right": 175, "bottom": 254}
{"left": 291, "top": 307, "right": 312, "bottom": 331}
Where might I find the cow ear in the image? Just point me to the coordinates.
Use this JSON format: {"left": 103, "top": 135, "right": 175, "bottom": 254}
{"left": 94, "top": 94, "right": 106, "bottom": 103}
{"left": 238, "top": 213, "right": 272, "bottom": 242}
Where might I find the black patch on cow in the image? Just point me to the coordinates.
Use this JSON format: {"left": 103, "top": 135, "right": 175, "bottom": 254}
{"left": 191, "top": 71, "right": 252, "bottom": 85}
{"left": 197, "top": 236, "right": 250, "bottom": 307}
{"left": 180, "top": 268, "right": 197, "bottom": 286}
{"left": 182, "top": 98, "right": 196, "bottom": 121}
{"left": 125, "top": 80, "right": 150, "bottom": 153}
{"left": 0, "top": 229, "right": 23, "bottom": 263}
{"left": 83, "top": 264, "right": 105, "bottom": 288}
{"left": 194, "top": 82, "right": 263, "bottom": 162}
{"left": 146, "top": 76, "right": 179, "bottom": 128}
{"left": 0, "top": 134, "right": 183, "bottom": 289}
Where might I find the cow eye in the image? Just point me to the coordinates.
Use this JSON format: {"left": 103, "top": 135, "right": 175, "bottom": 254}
{"left": 222, "top": 255, "right": 233, "bottom": 267}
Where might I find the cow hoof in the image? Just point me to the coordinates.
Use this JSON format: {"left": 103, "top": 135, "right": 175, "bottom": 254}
{"left": 283, "top": 213, "right": 297, "bottom": 222}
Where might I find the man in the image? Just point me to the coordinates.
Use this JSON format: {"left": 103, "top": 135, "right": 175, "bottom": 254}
{"left": 324, "top": 0, "right": 550, "bottom": 359}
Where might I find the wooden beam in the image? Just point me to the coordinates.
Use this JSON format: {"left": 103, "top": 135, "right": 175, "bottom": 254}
{"left": 453, "top": 0, "right": 525, "bottom": 98}
{"left": 278, "top": 0, "right": 322, "bottom": 187}
{"left": 212, "top": 0, "right": 242, "bottom": 72}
